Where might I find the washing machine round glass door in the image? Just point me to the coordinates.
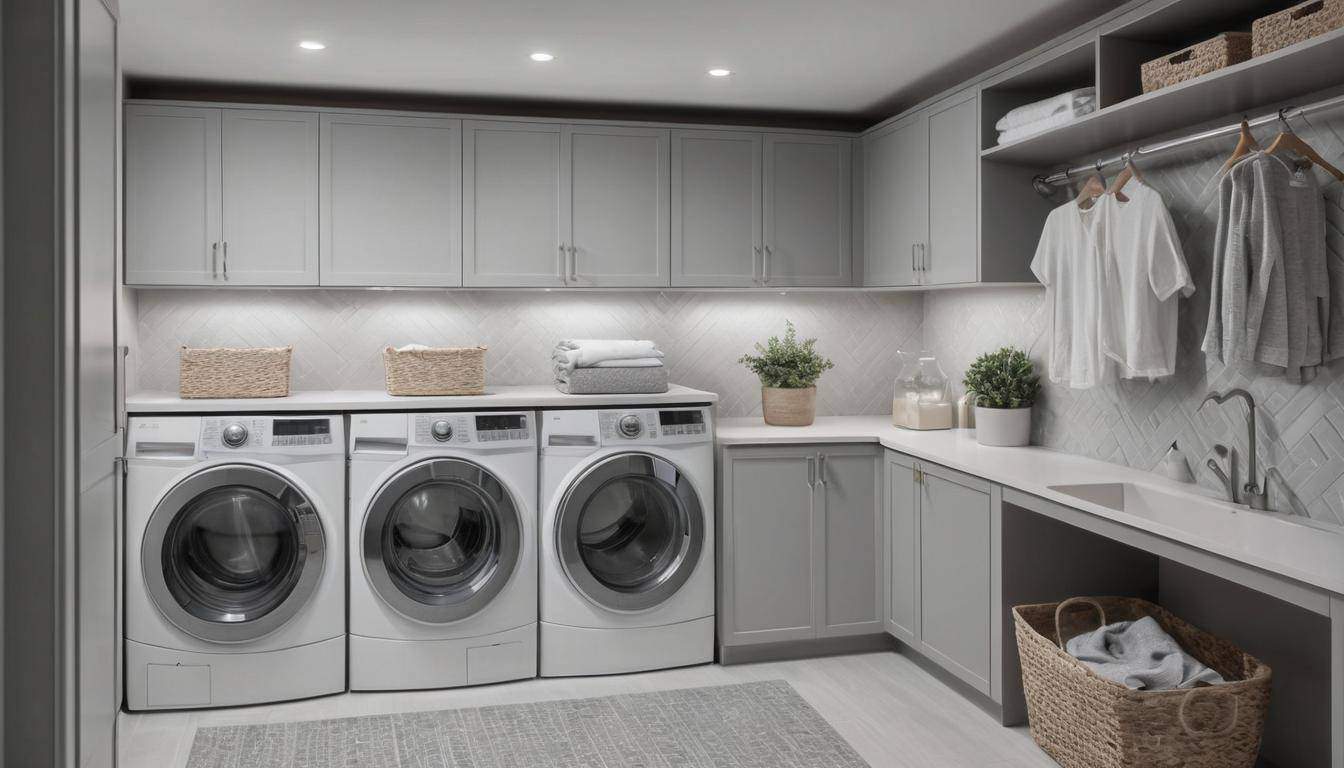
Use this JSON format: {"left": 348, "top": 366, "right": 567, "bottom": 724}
{"left": 362, "top": 458, "right": 522, "bottom": 623}
{"left": 556, "top": 452, "right": 704, "bottom": 612}
{"left": 142, "top": 464, "right": 326, "bottom": 643}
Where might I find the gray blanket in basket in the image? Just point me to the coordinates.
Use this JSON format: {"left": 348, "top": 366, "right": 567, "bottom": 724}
{"left": 554, "top": 365, "right": 669, "bottom": 395}
{"left": 1066, "top": 616, "right": 1225, "bottom": 691}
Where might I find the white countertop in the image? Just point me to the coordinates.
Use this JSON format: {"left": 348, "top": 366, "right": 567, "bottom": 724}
{"left": 127, "top": 384, "right": 718, "bottom": 414}
{"left": 717, "top": 416, "right": 1344, "bottom": 596}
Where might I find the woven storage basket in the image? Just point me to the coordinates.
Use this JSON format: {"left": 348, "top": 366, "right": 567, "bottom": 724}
{"left": 1141, "top": 33, "right": 1252, "bottom": 93}
{"left": 383, "top": 346, "right": 486, "bottom": 396}
{"left": 1254, "top": 0, "right": 1344, "bottom": 56}
{"left": 179, "top": 346, "right": 292, "bottom": 399}
{"left": 1013, "top": 596, "right": 1271, "bottom": 768}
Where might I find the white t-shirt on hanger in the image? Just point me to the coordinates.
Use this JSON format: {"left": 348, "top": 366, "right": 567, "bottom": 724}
{"left": 1097, "top": 182, "right": 1194, "bottom": 379}
{"left": 1031, "top": 200, "right": 1109, "bottom": 389}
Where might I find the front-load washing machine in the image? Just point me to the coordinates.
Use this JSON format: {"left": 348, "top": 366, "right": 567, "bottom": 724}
{"left": 347, "top": 411, "right": 537, "bottom": 690}
{"left": 124, "top": 414, "right": 346, "bottom": 710}
{"left": 539, "top": 406, "right": 714, "bottom": 676}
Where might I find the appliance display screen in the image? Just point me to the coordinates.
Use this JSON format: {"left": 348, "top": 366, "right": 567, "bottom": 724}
{"left": 476, "top": 414, "right": 526, "bottom": 432}
{"left": 659, "top": 410, "right": 704, "bottom": 426}
{"left": 273, "top": 419, "right": 330, "bottom": 437}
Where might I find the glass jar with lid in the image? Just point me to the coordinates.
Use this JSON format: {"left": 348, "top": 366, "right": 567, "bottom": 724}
{"left": 892, "top": 353, "right": 952, "bottom": 430}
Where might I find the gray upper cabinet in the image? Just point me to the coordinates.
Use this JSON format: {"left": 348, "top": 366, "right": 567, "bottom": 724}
{"left": 763, "top": 134, "right": 852, "bottom": 287}
{"left": 884, "top": 451, "right": 919, "bottom": 645}
{"left": 916, "top": 458, "right": 996, "bottom": 695}
{"left": 125, "top": 104, "right": 221, "bottom": 285}
{"left": 720, "top": 446, "right": 818, "bottom": 646}
{"left": 321, "top": 113, "right": 462, "bottom": 287}
{"left": 862, "top": 114, "right": 927, "bottom": 287}
{"left": 565, "top": 125, "right": 670, "bottom": 287}
{"left": 462, "top": 121, "right": 566, "bottom": 287}
{"left": 719, "top": 444, "right": 882, "bottom": 649}
{"left": 926, "top": 93, "right": 979, "bottom": 285}
{"left": 670, "top": 130, "right": 762, "bottom": 287}
{"left": 223, "top": 110, "right": 319, "bottom": 285}
{"left": 817, "top": 446, "right": 882, "bottom": 637}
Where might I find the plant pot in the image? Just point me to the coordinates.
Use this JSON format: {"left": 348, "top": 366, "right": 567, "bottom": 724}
{"left": 974, "top": 406, "right": 1032, "bottom": 446}
{"left": 762, "top": 386, "right": 817, "bottom": 426}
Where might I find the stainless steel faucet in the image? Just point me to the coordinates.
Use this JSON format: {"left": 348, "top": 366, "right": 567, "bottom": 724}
{"left": 1200, "top": 388, "right": 1267, "bottom": 510}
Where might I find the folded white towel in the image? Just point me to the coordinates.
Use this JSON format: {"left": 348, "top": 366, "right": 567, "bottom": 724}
{"left": 554, "top": 340, "right": 663, "bottom": 371}
{"left": 396, "top": 343, "right": 432, "bottom": 352}
{"left": 997, "top": 102, "right": 1097, "bottom": 144}
{"left": 995, "top": 88, "right": 1095, "bottom": 132}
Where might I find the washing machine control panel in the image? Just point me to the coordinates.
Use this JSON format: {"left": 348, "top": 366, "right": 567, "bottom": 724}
{"left": 199, "top": 415, "right": 341, "bottom": 453}
{"left": 593, "top": 407, "right": 711, "bottom": 445}
{"left": 412, "top": 411, "right": 532, "bottom": 446}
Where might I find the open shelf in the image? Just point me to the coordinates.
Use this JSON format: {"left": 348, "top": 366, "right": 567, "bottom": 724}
{"left": 980, "top": 25, "right": 1344, "bottom": 166}
{"left": 979, "top": 38, "right": 1096, "bottom": 151}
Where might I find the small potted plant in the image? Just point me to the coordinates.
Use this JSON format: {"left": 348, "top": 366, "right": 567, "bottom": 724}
{"left": 962, "top": 347, "right": 1040, "bottom": 447}
{"left": 739, "top": 321, "right": 835, "bottom": 426}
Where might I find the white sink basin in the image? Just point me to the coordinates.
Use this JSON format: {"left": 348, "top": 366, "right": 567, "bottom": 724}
{"left": 1046, "top": 482, "right": 1344, "bottom": 590}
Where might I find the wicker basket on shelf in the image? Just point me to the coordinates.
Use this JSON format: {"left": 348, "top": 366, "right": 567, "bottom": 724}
{"left": 179, "top": 346, "right": 292, "bottom": 399}
{"left": 382, "top": 346, "right": 486, "bottom": 396}
{"left": 1013, "top": 596, "right": 1271, "bottom": 768}
{"left": 1141, "top": 33, "right": 1252, "bottom": 93}
{"left": 1253, "top": 0, "right": 1344, "bottom": 57}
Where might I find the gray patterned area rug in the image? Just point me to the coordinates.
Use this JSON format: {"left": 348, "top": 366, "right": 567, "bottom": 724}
{"left": 185, "top": 680, "right": 869, "bottom": 768}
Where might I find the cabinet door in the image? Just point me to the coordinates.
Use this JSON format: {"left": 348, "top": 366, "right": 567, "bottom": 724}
{"left": 670, "top": 130, "right": 761, "bottom": 287}
{"left": 321, "top": 113, "right": 462, "bottom": 287}
{"left": 817, "top": 446, "right": 882, "bottom": 637}
{"left": 918, "top": 463, "right": 994, "bottom": 694}
{"left": 566, "top": 125, "right": 670, "bottom": 287}
{"left": 885, "top": 451, "right": 920, "bottom": 645}
{"left": 862, "top": 115, "right": 927, "bottom": 287}
{"left": 462, "top": 120, "right": 565, "bottom": 287}
{"left": 720, "top": 447, "right": 818, "bottom": 646}
{"left": 926, "top": 94, "right": 979, "bottom": 285}
{"left": 124, "top": 104, "right": 221, "bottom": 285}
{"left": 221, "top": 110, "right": 319, "bottom": 285}
{"left": 763, "top": 134, "right": 852, "bottom": 286}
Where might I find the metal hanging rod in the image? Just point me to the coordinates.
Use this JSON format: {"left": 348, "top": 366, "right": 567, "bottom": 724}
{"left": 1031, "top": 91, "right": 1344, "bottom": 195}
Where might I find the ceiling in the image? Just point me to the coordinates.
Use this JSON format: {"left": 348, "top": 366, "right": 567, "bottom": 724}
{"left": 119, "top": 0, "right": 1124, "bottom": 123}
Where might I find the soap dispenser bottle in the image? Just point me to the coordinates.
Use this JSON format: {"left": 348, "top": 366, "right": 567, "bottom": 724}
{"left": 1162, "top": 441, "right": 1196, "bottom": 483}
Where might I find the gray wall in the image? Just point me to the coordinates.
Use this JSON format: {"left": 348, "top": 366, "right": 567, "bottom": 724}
{"left": 926, "top": 107, "right": 1344, "bottom": 526}
{"left": 134, "top": 289, "right": 924, "bottom": 419}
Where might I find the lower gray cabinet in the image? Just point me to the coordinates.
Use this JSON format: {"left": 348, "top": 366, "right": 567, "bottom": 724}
{"left": 885, "top": 450, "right": 999, "bottom": 697}
{"left": 719, "top": 444, "right": 881, "bottom": 648}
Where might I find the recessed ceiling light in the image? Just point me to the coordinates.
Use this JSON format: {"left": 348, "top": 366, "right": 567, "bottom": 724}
{"left": 708, "top": 68, "right": 733, "bottom": 77}
{"left": 298, "top": 40, "right": 326, "bottom": 51}
{"left": 530, "top": 52, "right": 555, "bottom": 62}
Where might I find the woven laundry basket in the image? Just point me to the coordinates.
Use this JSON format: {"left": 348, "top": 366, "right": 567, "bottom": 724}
{"left": 1013, "top": 596, "right": 1271, "bottom": 768}
{"left": 179, "top": 346, "right": 292, "bottom": 399}
{"left": 1253, "top": 0, "right": 1344, "bottom": 57}
{"left": 1141, "top": 33, "right": 1252, "bottom": 93}
{"left": 383, "top": 346, "right": 486, "bottom": 396}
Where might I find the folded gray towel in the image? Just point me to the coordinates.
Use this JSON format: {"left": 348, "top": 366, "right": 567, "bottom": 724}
{"left": 554, "top": 366, "right": 669, "bottom": 395}
{"left": 1066, "top": 615, "right": 1225, "bottom": 691}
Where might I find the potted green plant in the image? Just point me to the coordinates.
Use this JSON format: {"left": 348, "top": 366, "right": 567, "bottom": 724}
{"left": 739, "top": 321, "right": 835, "bottom": 426}
{"left": 962, "top": 347, "right": 1040, "bottom": 446}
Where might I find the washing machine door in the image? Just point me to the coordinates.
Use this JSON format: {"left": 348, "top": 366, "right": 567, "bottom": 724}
{"left": 142, "top": 464, "right": 326, "bottom": 643}
{"left": 556, "top": 452, "right": 704, "bottom": 612}
{"left": 363, "top": 458, "right": 522, "bottom": 623}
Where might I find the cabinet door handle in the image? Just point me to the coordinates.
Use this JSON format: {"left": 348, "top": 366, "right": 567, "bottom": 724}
{"left": 558, "top": 244, "right": 567, "bottom": 284}
{"left": 921, "top": 243, "right": 928, "bottom": 273}
{"left": 818, "top": 453, "right": 828, "bottom": 486}
{"left": 762, "top": 245, "right": 772, "bottom": 285}
{"left": 806, "top": 455, "right": 816, "bottom": 489}
{"left": 211, "top": 242, "right": 219, "bottom": 279}
{"left": 753, "top": 246, "right": 762, "bottom": 286}
{"left": 567, "top": 245, "right": 578, "bottom": 282}
{"left": 222, "top": 241, "right": 229, "bottom": 280}
{"left": 911, "top": 243, "right": 917, "bottom": 273}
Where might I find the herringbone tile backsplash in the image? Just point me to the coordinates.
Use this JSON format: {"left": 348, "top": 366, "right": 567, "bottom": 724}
{"left": 134, "top": 289, "right": 924, "bottom": 422}
{"left": 133, "top": 107, "right": 1344, "bottom": 525}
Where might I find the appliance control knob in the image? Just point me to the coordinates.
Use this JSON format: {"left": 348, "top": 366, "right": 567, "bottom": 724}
{"left": 221, "top": 423, "right": 248, "bottom": 448}
{"left": 617, "top": 414, "right": 643, "bottom": 439}
{"left": 430, "top": 420, "right": 454, "bottom": 442}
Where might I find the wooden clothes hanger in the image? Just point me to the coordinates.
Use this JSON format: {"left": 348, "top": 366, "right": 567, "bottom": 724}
{"left": 1075, "top": 161, "right": 1107, "bottom": 210}
{"left": 1106, "top": 152, "right": 1145, "bottom": 200}
{"left": 1266, "top": 109, "right": 1344, "bottom": 182}
{"left": 1218, "top": 118, "right": 1262, "bottom": 174}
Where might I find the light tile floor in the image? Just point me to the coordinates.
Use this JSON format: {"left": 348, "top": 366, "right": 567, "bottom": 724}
{"left": 118, "top": 651, "right": 1057, "bottom": 768}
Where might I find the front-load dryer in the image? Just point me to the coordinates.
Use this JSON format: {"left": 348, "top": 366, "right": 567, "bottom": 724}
{"left": 539, "top": 406, "right": 714, "bottom": 676}
{"left": 124, "top": 414, "right": 346, "bottom": 710}
{"left": 347, "top": 411, "right": 537, "bottom": 690}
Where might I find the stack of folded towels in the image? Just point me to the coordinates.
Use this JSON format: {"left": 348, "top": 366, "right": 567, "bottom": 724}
{"left": 553, "top": 339, "right": 668, "bottom": 395}
{"left": 996, "top": 87, "right": 1096, "bottom": 145}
